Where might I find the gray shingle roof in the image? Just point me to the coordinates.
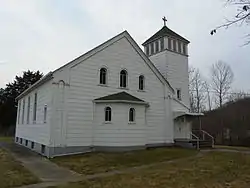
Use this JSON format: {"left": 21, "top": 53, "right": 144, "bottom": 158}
{"left": 142, "top": 26, "right": 190, "bottom": 46}
{"left": 94, "top": 92, "right": 145, "bottom": 102}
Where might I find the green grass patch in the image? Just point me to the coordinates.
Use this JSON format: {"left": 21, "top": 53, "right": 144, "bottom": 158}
{"left": 0, "top": 148, "right": 40, "bottom": 188}
{"left": 50, "top": 151, "right": 250, "bottom": 188}
{"left": 0, "top": 137, "right": 13, "bottom": 143}
{"left": 52, "top": 147, "right": 197, "bottom": 175}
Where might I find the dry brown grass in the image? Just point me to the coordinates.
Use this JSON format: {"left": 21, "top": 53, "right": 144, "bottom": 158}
{"left": 49, "top": 151, "right": 250, "bottom": 188}
{"left": 0, "top": 148, "right": 39, "bottom": 188}
{"left": 52, "top": 148, "right": 197, "bottom": 175}
{"left": 215, "top": 145, "right": 250, "bottom": 151}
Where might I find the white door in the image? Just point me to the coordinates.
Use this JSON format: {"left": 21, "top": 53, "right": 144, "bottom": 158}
{"left": 174, "top": 117, "right": 191, "bottom": 139}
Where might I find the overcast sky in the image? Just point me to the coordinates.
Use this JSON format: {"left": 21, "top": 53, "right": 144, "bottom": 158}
{"left": 0, "top": 0, "right": 249, "bottom": 91}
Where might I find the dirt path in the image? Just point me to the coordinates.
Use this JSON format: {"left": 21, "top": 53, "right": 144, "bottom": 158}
{"left": 0, "top": 142, "right": 82, "bottom": 188}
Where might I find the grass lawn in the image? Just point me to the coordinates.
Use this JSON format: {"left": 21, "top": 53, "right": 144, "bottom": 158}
{"left": 52, "top": 147, "right": 197, "bottom": 175}
{"left": 215, "top": 145, "right": 250, "bottom": 151}
{"left": 0, "top": 148, "right": 40, "bottom": 188}
{"left": 0, "top": 137, "right": 13, "bottom": 143}
{"left": 49, "top": 151, "right": 250, "bottom": 188}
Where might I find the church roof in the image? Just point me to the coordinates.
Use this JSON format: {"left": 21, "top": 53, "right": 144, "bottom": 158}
{"left": 94, "top": 92, "right": 145, "bottom": 102}
{"left": 142, "top": 26, "right": 190, "bottom": 46}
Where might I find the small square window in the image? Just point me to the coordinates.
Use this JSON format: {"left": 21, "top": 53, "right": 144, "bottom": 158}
{"left": 16, "top": 137, "right": 19, "bottom": 142}
{"left": 20, "top": 138, "right": 23, "bottom": 144}
{"left": 25, "top": 140, "right": 28, "bottom": 146}
{"left": 31, "top": 142, "right": 34, "bottom": 149}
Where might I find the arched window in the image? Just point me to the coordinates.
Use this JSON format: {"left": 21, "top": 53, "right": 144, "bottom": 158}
{"left": 120, "top": 70, "right": 127, "bottom": 88}
{"left": 129, "top": 108, "right": 135, "bottom": 122}
{"left": 100, "top": 68, "right": 107, "bottom": 85}
{"left": 139, "top": 75, "right": 144, "bottom": 90}
{"left": 105, "top": 107, "right": 112, "bottom": 122}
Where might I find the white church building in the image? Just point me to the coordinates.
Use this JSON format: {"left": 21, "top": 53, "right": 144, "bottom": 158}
{"left": 15, "top": 22, "right": 204, "bottom": 157}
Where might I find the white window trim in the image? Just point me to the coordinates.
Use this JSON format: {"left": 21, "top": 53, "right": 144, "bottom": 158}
{"left": 33, "top": 92, "right": 37, "bottom": 124}
{"left": 119, "top": 69, "right": 128, "bottom": 89}
{"left": 43, "top": 104, "right": 47, "bottom": 123}
{"left": 27, "top": 96, "right": 30, "bottom": 124}
{"left": 104, "top": 106, "right": 112, "bottom": 123}
{"left": 99, "top": 67, "right": 108, "bottom": 86}
{"left": 128, "top": 107, "right": 136, "bottom": 124}
{"left": 138, "top": 74, "right": 145, "bottom": 91}
{"left": 17, "top": 101, "right": 21, "bottom": 124}
{"left": 22, "top": 99, "right": 25, "bottom": 124}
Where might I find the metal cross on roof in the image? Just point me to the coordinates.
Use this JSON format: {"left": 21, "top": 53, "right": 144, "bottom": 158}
{"left": 162, "top": 16, "right": 167, "bottom": 26}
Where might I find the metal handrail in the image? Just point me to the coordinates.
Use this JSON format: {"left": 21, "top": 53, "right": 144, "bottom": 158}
{"left": 201, "top": 130, "right": 215, "bottom": 148}
{"left": 191, "top": 132, "right": 199, "bottom": 150}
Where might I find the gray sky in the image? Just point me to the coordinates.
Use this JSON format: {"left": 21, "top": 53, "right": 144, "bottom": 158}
{"left": 0, "top": 0, "right": 249, "bottom": 91}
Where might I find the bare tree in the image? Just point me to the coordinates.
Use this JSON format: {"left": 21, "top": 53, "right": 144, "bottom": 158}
{"left": 203, "top": 81, "right": 212, "bottom": 111}
{"left": 211, "top": 0, "right": 250, "bottom": 45}
{"left": 227, "top": 90, "right": 249, "bottom": 102}
{"left": 210, "top": 61, "right": 234, "bottom": 107}
{"left": 189, "top": 67, "right": 206, "bottom": 112}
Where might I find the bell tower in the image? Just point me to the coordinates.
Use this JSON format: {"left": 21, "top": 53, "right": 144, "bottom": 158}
{"left": 142, "top": 18, "right": 190, "bottom": 107}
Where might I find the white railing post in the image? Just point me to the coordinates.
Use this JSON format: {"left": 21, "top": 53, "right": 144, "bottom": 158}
{"left": 201, "top": 130, "right": 214, "bottom": 148}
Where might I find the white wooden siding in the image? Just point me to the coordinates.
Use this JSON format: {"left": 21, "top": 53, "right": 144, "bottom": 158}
{"left": 54, "top": 37, "right": 173, "bottom": 147}
{"left": 150, "top": 39, "right": 190, "bottom": 108}
{"left": 15, "top": 81, "right": 53, "bottom": 145}
{"left": 93, "top": 103, "right": 146, "bottom": 146}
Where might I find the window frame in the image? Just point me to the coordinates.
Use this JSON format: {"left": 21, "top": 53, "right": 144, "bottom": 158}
{"left": 99, "top": 67, "right": 107, "bottom": 85}
{"left": 27, "top": 96, "right": 30, "bottom": 124}
{"left": 33, "top": 93, "right": 37, "bottom": 123}
{"left": 138, "top": 75, "right": 145, "bottom": 91}
{"left": 44, "top": 104, "right": 47, "bottom": 123}
{"left": 18, "top": 101, "right": 21, "bottom": 124}
{"left": 104, "top": 106, "right": 112, "bottom": 122}
{"left": 22, "top": 99, "right": 25, "bottom": 124}
{"left": 129, "top": 108, "right": 135, "bottom": 123}
{"left": 120, "top": 69, "right": 128, "bottom": 88}
{"left": 31, "top": 142, "right": 34, "bottom": 149}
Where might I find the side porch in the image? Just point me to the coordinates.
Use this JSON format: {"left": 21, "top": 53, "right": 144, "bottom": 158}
{"left": 173, "top": 111, "right": 214, "bottom": 149}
